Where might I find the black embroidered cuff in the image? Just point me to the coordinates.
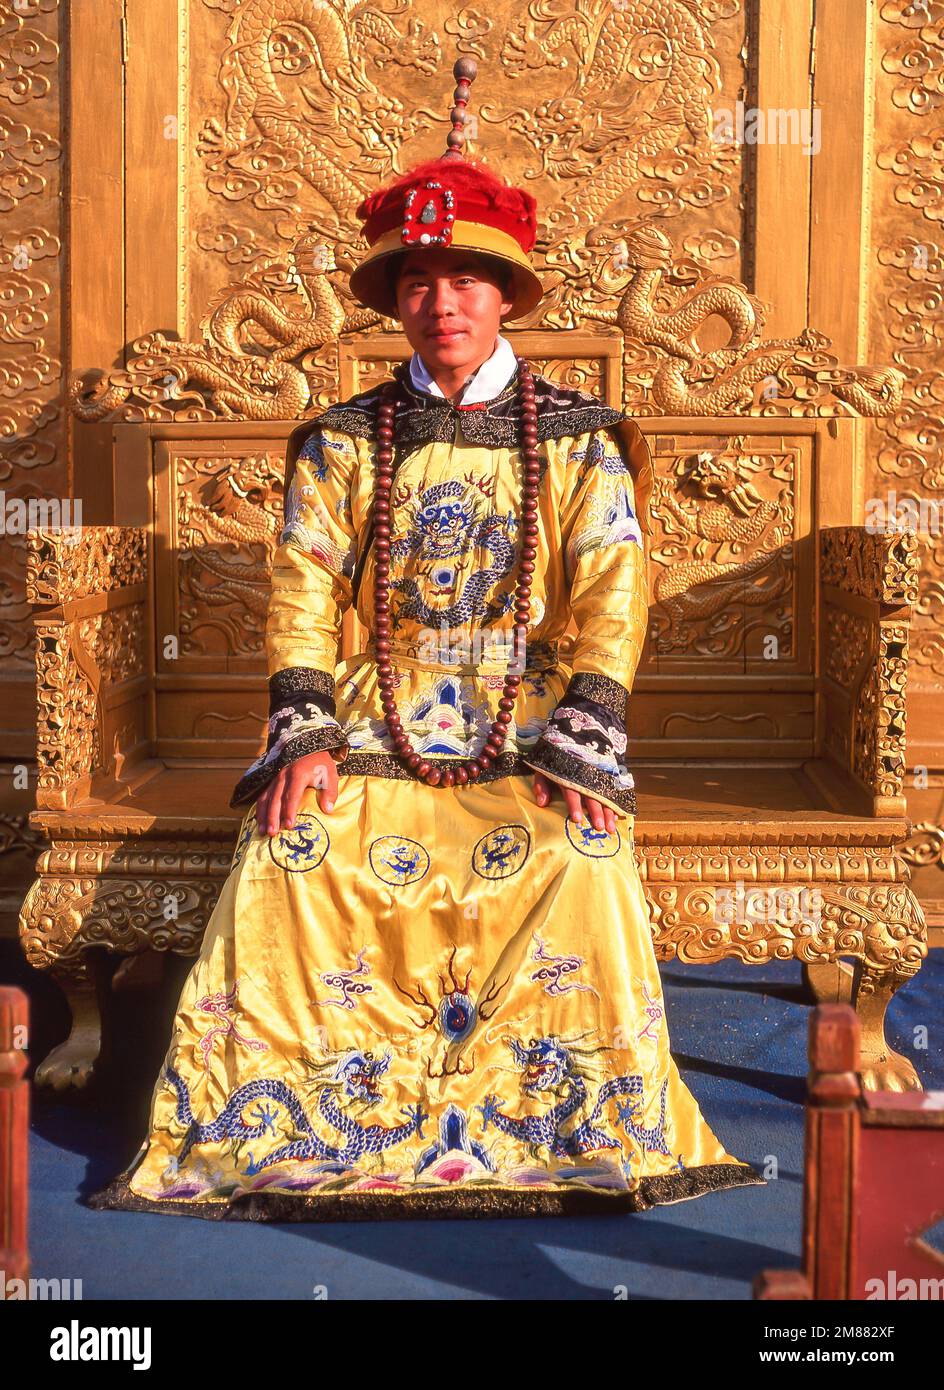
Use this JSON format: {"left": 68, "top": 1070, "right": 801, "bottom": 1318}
{"left": 520, "top": 671, "right": 636, "bottom": 816}
{"left": 230, "top": 667, "right": 349, "bottom": 808}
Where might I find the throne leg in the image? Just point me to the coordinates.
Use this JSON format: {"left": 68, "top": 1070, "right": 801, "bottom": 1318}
{"left": 801, "top": 960, "right": 855, "bottom": 1004}
{"left": 19, "top": 852, "right": 222, "bottom": 1089}
{"left": 811, "top": 882, "right": 927, "bottom": 1093}
{"left": 851, "top": 962, "right": 922, "bottom": 1093}
{"left": 34, "top": 958, "right": 104, "bottom": 1092}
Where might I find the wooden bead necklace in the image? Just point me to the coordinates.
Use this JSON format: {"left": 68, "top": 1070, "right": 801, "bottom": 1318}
{"left": 371, "top": 356, "right": 539, "bottom": 787}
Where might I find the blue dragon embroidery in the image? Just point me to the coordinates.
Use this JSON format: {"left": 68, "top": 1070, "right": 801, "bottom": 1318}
{"left": 276, "top": 821, "right": 324, "bottom": 868}
{"left": 389, "top": 480, "right": 518, "bottom": 628}
{"left": 164, "top": 1050, "right": 427, "bottom": 1176}
{"left": 477, "top": 1035, "right": 671, "bottom": 1159}
{"left": 481, "top": 827, "right": 524, "bottom": 873}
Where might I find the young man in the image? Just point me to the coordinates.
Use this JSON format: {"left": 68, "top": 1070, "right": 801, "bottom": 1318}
{"left": 88, "top": 152, "right": 764, "bottom": 1222}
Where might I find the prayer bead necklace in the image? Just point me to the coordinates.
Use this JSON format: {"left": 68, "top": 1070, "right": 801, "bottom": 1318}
{"left": 371, "top": 356, "right": 539, "bottom": 787}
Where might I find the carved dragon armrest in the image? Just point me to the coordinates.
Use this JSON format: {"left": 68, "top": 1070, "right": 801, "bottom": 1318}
{"left": 818, "top": 526, "right": 919, "bottom": 818}
{"left": 26, "top": 526, "right": 152, "bottom": 811}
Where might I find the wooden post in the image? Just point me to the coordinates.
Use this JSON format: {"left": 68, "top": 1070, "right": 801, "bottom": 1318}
{"left": 803, "top": 1003, "right": 861, "bottom": 1300}
{"left": 0, "top": 988, "right": 29, "bottom": 1295}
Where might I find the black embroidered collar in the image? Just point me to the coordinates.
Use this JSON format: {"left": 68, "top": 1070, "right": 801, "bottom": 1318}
{"left": 305, "top": 358, "right": 625, "bottom": 450}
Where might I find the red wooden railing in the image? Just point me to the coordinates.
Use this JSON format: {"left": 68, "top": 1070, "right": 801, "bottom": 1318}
{"left": 0, "top": 987, "right": 29, "bottom": 1295}
{"left": 755, "top": 1003, "right": 944, "bottom": 1300}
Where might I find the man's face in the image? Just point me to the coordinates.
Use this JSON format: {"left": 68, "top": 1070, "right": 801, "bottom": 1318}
{"left": 393, "top": 247, "right": 515, "bottom": 373}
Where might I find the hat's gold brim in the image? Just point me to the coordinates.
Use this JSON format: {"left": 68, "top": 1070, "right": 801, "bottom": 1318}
{"left": 348, "top": 219, "right": 545, "bottom": 321}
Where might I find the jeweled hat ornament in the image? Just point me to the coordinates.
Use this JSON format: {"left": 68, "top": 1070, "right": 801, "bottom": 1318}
{"left": 352, "top": 58, "right": 548, "bottom": 789}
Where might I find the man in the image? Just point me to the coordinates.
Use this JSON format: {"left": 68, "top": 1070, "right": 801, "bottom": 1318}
{"left": 87, "top": 140, "right": 764, "bottom": 1222}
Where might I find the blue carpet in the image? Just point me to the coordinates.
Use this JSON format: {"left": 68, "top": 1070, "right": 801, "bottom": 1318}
{"left": 5, "top": 939, "right": 941, "bottom": 1301}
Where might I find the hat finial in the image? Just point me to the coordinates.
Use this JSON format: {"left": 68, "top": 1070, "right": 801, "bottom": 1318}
{"left": 442, "top": 57, "right": 477, "bottom": 160}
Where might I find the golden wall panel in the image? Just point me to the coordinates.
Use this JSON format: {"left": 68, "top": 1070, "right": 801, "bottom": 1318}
{"left": 0, "top": 0, "right": 65, "bottom": 671}
{"left": 186, "top": 0, "right": 749, "bottom": 332}
{"left": 108, "top": 0, "right": 748, "bottom": 422}
{"left": 868, "top": 2, "right": 944, "bottom": 905}
{"left": 0, "top": 0, "right": 66, "bottom": 923}
{"left": 869, "top": 2, "right": 944, "bottom": 698}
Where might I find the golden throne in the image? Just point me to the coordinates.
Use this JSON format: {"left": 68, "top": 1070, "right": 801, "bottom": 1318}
{"left": 20, "top": 214, "right": 927, "bottom": 1093}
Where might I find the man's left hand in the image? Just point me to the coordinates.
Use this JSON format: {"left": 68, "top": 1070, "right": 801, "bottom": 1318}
{"left": 531, "top": 770, "right": 618, "bottom": 834}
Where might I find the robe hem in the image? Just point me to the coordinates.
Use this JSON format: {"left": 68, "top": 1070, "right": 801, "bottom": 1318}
{"left": 83, "top": 1161, "right": 766, "bottom": 1223}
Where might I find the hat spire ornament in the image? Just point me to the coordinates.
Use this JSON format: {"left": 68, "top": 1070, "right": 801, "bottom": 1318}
{"left": 443, "top": 57, "right": 477, "bottom": 159}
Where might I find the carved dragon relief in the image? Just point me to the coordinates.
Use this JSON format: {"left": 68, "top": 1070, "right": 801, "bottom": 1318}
{"left": 69, "top": 232, "right": 384, "bottom": 422}
{"left": 497, "top": 0, "right": 720, "bottom": 228}
{"left": 176, "top": 453, "right": 285, "bottom": 656}
{"left": 580, "top": 225, "right": 905, "bottom": 417}
{"left": 647, "top": 442, "right": 793, "bottom": 656}
{"left": 67, "top": 211, "right": 907, "bottom": 424}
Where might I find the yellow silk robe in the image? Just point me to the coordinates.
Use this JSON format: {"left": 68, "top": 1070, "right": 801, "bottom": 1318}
{"left": 89, "top": 368, "right": 765, "bottom": 1220}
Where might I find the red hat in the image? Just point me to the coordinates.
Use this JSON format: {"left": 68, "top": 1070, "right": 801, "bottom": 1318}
{"left": 348, "top": 63, "right": 544, "bottom": 321}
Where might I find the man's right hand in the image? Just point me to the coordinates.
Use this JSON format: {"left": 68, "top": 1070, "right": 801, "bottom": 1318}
{"left": 255, "top": 750, "right": 340, "bottom": 836}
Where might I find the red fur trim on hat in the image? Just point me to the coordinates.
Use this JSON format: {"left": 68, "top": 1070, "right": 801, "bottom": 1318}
{"left": 356, "top": 157, "right": 538, "bottom": 254}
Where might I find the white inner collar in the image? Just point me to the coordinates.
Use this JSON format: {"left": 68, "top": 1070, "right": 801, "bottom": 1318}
{"left": 409, "top": 333, "right": 518, "bottom": 405}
